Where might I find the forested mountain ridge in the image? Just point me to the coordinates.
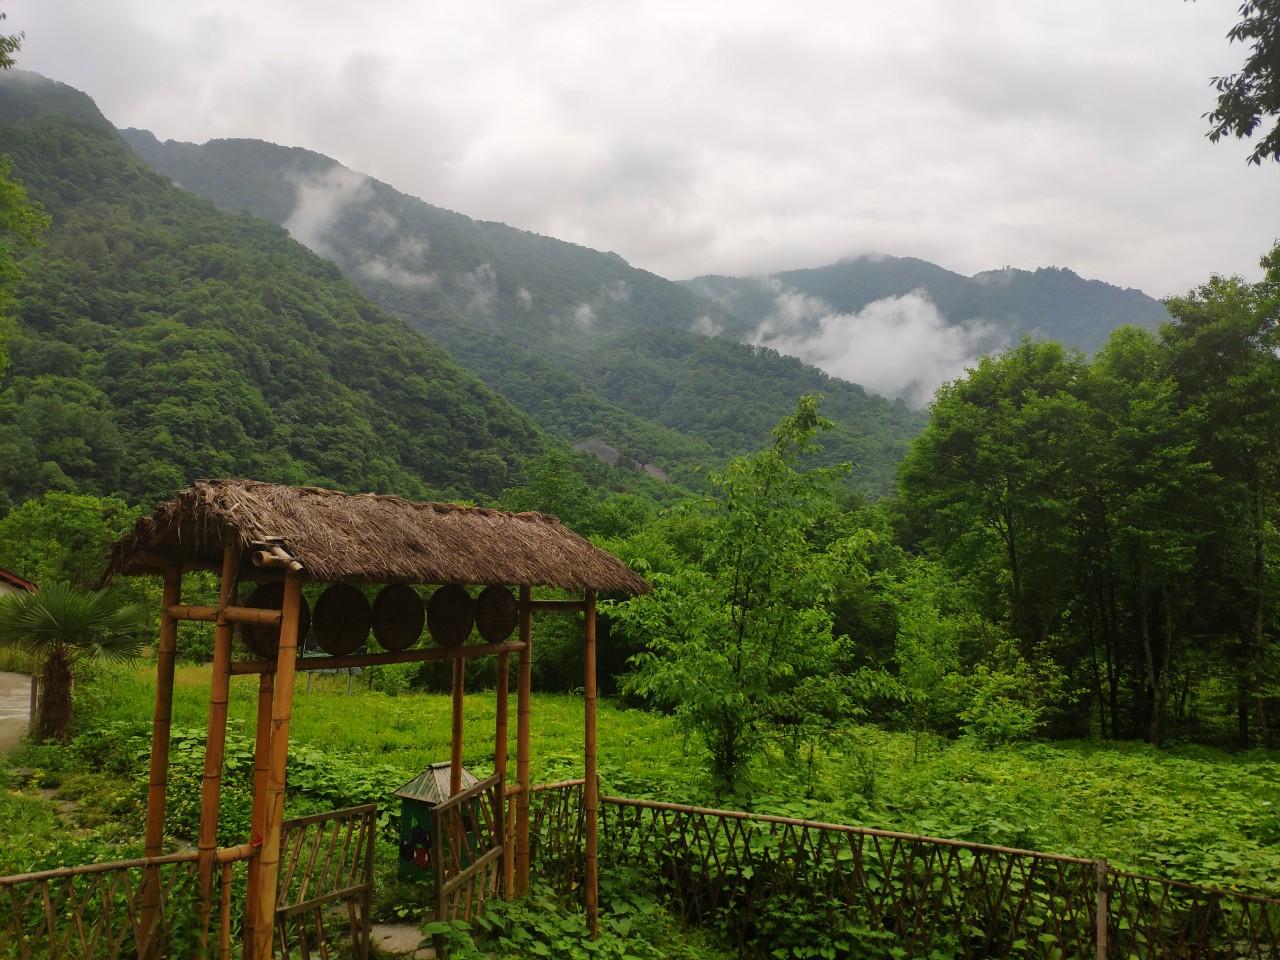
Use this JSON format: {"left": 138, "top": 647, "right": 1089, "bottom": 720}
{"left": 0, "top": 73, "right": 550, "bottom": 511}
{"left": 120, "top": 128, "right": 924, "bottom": 495}
{"left": 686, "top": 254, "right": 1170, "bottom": 355}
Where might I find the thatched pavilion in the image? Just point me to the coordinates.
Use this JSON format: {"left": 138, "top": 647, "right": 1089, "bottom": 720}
{"left": 104, "top": 478, "right": 649, "bottom": 958}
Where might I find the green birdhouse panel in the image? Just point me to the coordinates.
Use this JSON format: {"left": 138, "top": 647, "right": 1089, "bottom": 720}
{"left": 393, "top": 762, "right": 479, "bottom": 883}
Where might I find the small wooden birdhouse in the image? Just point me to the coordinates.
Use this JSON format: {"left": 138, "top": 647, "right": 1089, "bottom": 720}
{"left": 393, "top": 762, "right": 478, "bottom": 882}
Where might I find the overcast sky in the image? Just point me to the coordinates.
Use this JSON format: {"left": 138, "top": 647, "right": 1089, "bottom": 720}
{"left": 11, "top": 0, "right": 1280, "bottom": 298}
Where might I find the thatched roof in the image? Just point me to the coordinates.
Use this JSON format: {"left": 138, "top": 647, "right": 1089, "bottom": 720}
{"left": 104, "top": 479, "right": 650, "bottom": 594}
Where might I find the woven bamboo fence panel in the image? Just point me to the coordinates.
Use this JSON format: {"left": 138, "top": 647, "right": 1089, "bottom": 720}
{"left": 430, "top": 773, "right": 504, "bottom": 924}
{"left": 274, "top": 803, "right": 376, "bottom": 960}
{"left": 527, "top": 781, "right": 1280, "bottom": 959}
{"left": 1107, "top": 870, "right": 1280, "bottom": 959}
{"left": 0, "top": 846, "right": 251, "bottom": 960}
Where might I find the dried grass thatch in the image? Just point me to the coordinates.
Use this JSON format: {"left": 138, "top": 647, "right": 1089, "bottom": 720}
{"left": 104, "top": 479, "right": 650, "bottom": 594}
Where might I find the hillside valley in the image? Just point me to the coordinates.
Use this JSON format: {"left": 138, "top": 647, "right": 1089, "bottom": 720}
{"left": 0, "top": 73, "right": 551, "bottom": 510}
{"left": 119, "top": 127, "right": 927, "bottom": 495}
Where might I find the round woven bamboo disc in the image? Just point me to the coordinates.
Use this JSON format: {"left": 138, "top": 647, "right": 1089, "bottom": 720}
{"left": 427, "top": 585, "right": 474, "bottom": 648}
{"left": 371, "top": 584, "right": 425, "bottom": 652}
{"left": 474, "top": 585, "right": 518, "bottom": 642}
{"left": 312, "top": 584, "right": 371, "bottom": 656}
{"left": 240, "top": 582, "right": 312, "bottom": 660}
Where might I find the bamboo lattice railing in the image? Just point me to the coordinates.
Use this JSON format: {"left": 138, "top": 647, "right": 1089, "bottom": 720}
{"left": 0, "top": 843, "right": 254, "bottom": 960}
{"left": 433, "top": 774, "right": 505, "bottom": 924}
{"left": 273, "top": 803, "right": 376, "bottom": 960}
{"left": 527, "top": 781, "right": 1280, "bottom": 959}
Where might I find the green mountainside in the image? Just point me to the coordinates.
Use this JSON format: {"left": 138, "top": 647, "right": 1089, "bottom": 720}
{"left": 120, "top": 129, "right": 923, "bottom": 494}
{"left": 686, "top": 255, "right": 1170, "bottom": 354}
{"left": 0, "top": 73, "right": 550, "bottom": 511}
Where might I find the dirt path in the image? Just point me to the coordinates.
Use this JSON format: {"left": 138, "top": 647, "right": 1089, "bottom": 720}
{"left": 0, "top": 671, "right": 31, "bottom": 751}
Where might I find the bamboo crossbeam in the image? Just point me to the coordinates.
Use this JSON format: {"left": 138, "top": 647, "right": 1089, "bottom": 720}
{"left": 228, "top": 640, "right": 526, "bottom": 674}
{"left": 439, "top": 845, "right": 504, "bottom": 896}
{"left": 523, "top": 599, "right": 587, "bottom": 612}
{"left": 0, "top": 844, "right": 256, "bottom": 885}
{"left": 166, "top": 604, "right": 281, "bottom": 626}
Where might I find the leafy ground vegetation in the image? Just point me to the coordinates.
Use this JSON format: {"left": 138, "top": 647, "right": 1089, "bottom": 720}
{"left": 3, "top": 665, "right": 1278, "bottom": 896}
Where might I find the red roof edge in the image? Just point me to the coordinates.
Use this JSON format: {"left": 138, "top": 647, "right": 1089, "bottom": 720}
{"left": 0, "top": 567, "right": 36, "bottom": 593}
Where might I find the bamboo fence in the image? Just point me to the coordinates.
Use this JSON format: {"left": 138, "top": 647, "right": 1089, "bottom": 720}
{"left": 527, "top": 780, "right": 1280, "bottom": 960}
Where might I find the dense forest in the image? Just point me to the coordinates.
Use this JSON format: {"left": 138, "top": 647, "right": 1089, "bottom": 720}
{"left": 0, "top": 74, "right": 554, "bottom": 510}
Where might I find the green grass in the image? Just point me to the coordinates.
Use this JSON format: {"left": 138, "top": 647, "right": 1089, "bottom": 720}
{"left": 5, "top": 662, "right": 1280, "bottom": 900}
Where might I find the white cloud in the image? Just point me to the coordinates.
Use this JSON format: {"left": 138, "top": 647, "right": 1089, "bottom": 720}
{"left": 751, "top": 289, "right": 1004, "bottom": 408}
{"left": 692, "top": 314, "right": 722, "bottom": 336}
{"left": 459, "top": 262, "right": 498, "bottom": 314}
{"left": 11, "top": 0, "right": 1280, "bottom": 297}
{"left": 282, "top": 165, "right": 371, "bottom": 256}
{"left": 572, "top": 303, "right": 597, "bottom": 329}
{"left": 358, "top": 257, "right": 437, "bottom": 289}
{"left": 516, "top": 286, "right": 533, "bottom": 309}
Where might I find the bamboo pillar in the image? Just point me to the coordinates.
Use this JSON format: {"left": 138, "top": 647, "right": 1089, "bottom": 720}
{"left": 250, "top": 571, "right": 304, "bottom": 960}
{"left": 495, "top": 652, "right": 510, "bottom": 896}
{"left": 515, "top": 585, "right": 533, "bottom": 895}
{"left": 450, "top": 657, "right": 465, "bottom": 795}
{"left": 583, "top": 590, "right": 599, "bottom": 937}
{"left": 242, "top": 669, "right": 275, "bottom": 955}
{"left": 197, "top": 545, "right": 239, "bottom": 944}
{"left": 139, "top": 564, "right": 182, "bottom": 956}
{"left": 1095, "top": 858, "right": 1109, "bottom": 960}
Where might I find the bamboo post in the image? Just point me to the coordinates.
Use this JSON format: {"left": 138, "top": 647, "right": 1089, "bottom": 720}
{"left": 495, "top": 652, "right": 511, "bottom": 897}
{"left": 139, "top": 564, "right": 182, "bottom": 957}
{"left": 197, "top": 545, "right": 239, "bottom": 946}
{"left": 583, "top": 590, "right": 599, "bottom": 937}
{"left": 242, "top": 669, "right": 275, "bottom": 955}
{"left": 250, "top": 571, "right": 304, "bottom": 960}
{"left": 451, "top": 657, "right": 465, "bottom": 795}
{"left": 515, "top": 585, "right": 533, "bottom": 895}
{"left": 1095, "top": 858, "right": 1109, "bottom": 960}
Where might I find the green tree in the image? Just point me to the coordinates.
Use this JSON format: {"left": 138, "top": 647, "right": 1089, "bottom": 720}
{"left": 1164, "top": 251, "right": 1280, "bottom": 745}
{"left": 610, "top": 396, "right": 872, "bottom": 789}
{"left": 1205, "top": 0, "right": 1280, "bottom": 164}
{"left": 0, "top": 583, "right": 147, "bottom": 739}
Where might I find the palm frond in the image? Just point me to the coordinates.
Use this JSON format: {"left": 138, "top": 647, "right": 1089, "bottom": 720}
{"left": 0, "top": 583, "right": 150, "bottom": 661}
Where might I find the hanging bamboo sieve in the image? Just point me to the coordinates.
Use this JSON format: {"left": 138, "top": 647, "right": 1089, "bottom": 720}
{"left": 371, "top": 584, "right": 425, "bottom": 652}
{"left": 427, "top": 585, "right": 473, "bottom": 648}
{"left": 474, "top": 585, "right": 518, "bottom": 642}
{"left": 312, "top": 584, "right": 371, "bottom": 656}
{"left": 239, "top": 582, "right": 312, "bottom": 659}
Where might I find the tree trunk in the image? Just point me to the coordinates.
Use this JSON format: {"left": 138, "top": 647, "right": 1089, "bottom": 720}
{"left": 36, "top": 645, "right": 73, "bottom": 742}
{"left": 1253, "top": 489, "right": 1272, "bottom": 749}
{"left": 1140, "top": 590, "right": 1162, "bottom": 747}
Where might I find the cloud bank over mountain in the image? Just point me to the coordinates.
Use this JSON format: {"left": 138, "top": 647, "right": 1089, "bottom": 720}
{"left": 748, "top": 284, "right": 1002, "bottom": 407}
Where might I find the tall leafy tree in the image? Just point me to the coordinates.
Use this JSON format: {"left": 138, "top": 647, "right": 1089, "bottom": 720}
{"left": 611, "top": 396, "right": 872, "bottom": 789}
{"left": 1164, "top": 250, "right": 1280, "bottom": 745}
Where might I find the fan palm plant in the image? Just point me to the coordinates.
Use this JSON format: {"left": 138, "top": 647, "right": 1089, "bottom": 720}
{"left": 0, "top": 583, "right": 149, "bottom": 740}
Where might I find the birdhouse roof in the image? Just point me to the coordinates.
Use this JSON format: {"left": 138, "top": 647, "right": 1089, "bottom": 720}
{"left": 393, "top": 761, "right": 479, "bottom": 804}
